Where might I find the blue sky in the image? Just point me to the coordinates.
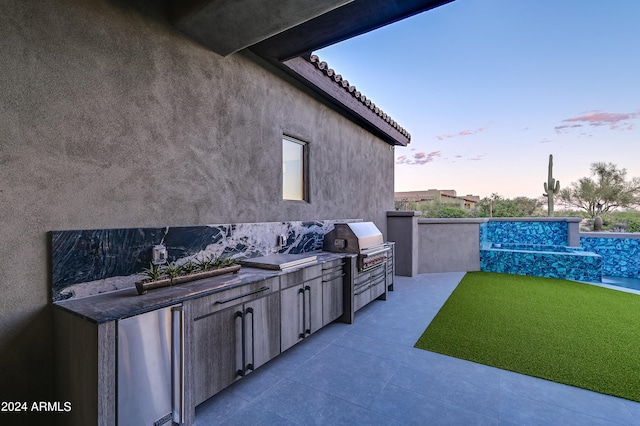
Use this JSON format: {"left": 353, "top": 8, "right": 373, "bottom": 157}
{"left": 316, "top": 0, "right": 640, "bottom": 199}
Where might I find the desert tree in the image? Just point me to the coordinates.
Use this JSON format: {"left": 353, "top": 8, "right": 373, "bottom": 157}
{"left": 558, "top": 162, "right": 640, "bottom": 218}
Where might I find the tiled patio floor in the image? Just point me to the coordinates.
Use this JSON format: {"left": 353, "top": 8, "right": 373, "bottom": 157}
{"left": 194, "top": 272, "right": 640, "bottom": 425}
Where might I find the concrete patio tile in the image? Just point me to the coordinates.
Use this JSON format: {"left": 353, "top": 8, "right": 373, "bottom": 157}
{"left": 404, "top": 350, "right": 503, "bottom": 392}
{"left": 253, "top": 378, "right": 404, "bottom": 425}
{"left": 285, "top": 358, "right": 393, "bottom": 408}
{"left": 257, "top": 332, "right": 334, "bottom": 378}
{"left": 370, "top": 382, "right": 498, "bottom": 425}
{"left": 228, "top": 369, "right": 283, "bottom": 401}
{"left": 346, "top": 313, "right": 430, "bottom": 345}
{"left": 296, "top": 343, "right": 396, "bottom": 381}
{"left": 216, "top": 403, "right": 296, "bottom": 426}
{"left": 195, "top": 388, "right": 250, "bottom": 425}
{"left": 499, "top": 391, "right": 628, "bottom": 426}
{"left": 332, "top": 329, "right": 422, "bottom": 360}
{"left": 624, "top": 400, "right": 640, "bottom": 425}
{"left": 500, "top": 370, "right": 639, "bottom": 425}
{"left": 390, "top": 365, "right": 501, "bottom": 419}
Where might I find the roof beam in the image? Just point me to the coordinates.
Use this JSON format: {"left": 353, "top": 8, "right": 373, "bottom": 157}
{"left": 250, "top": 0, "right": 454, "bottom": 61}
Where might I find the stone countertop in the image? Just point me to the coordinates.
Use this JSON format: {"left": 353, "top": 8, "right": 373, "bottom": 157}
{"left": 54, "top": 251, "right": 350, "bottom": 324}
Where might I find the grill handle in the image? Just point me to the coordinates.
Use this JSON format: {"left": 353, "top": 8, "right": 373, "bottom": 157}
{"left": 361, "top": 247, "right": 390, "bottom": 257}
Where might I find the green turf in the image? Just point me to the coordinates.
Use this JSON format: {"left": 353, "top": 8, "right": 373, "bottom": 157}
{"left": 415, "top": 271, "right": 640, "bottom": 402}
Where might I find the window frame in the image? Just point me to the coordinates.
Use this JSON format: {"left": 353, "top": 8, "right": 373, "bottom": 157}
{"left": 282, "top": 135, "right": 309, "bottom": 202}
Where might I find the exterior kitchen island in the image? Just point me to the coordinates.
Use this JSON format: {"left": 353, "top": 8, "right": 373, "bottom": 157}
{"left": 54, "top": 250, "right": 394, "bottom": 426}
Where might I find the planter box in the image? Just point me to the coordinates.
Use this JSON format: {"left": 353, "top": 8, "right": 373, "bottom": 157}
{"left": 135, "top": 264, "right": 241, "bottom": 295}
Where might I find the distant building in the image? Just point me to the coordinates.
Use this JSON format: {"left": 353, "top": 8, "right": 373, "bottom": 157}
{"left": 395, "top": 189, "right": 481, "bottom": 210}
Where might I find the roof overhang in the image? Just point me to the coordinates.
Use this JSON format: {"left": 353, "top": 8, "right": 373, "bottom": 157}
{"left": 171, "top": 0, "right": 354, "bottom": 56}
{"left": 170, "top": 0, "right": 455, "bottom": 145}
{"left": 172, "top": 0, "right": 454, "bottom": 60}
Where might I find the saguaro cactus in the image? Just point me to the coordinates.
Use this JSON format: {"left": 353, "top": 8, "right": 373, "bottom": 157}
{"left": 543, "top": 154, "right": 560, "bottom": 216}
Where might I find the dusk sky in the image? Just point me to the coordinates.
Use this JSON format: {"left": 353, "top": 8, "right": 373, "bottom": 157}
{"left": 316, "top": 0, "right": 640, "bottom": 199}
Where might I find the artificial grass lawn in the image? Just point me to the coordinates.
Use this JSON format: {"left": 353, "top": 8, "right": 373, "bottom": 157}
{"left": 415, "top": 271, "right": 640, "bottom": 402}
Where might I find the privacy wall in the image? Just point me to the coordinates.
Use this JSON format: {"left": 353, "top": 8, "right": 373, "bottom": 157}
{"left": 0, "top": 0, "right": 395, "bottom": 419}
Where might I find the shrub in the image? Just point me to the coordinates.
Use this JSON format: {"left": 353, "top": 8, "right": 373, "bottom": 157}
{"left": 627, "top": 218, "right": 640, "bottom": 233}
{"left": 437, "top": 207, "right": 467, "bottom": 218}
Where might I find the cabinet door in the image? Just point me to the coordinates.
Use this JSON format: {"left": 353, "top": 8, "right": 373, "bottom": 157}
{"left": 244, "top": 292, "right": 280, "bottom": 372}
{"left": 280, "top": 284, "right": 305, "bottom": 352}
{"left": 322, "top": 276, "right": 343, "bottom": 326}
{"left": 370, "top": 269, "right": 387, "bottom": 300}
{"left": 305, "top": 277, "right": 323, "bottom": 334}
{"left": 193, "top": 307, "right": 242, "bottom": 405}
{"left": 280, "top": 277, "right": 323, "bottom": 352}
{"left": 353, "top": 283, "right": 371, "bottom": 312}
{"left": 322, "top": 260, "right": 345, "bottom": 326}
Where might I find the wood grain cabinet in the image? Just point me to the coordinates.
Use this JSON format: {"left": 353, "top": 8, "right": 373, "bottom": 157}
{"left": 321, "top": 259, "right": 345, "bottom": 326}
{"left": 54, "top": 258, "right": 350, "bottom": 426}
{"left": 189, "top": 278, "right": 280, "bottom": 405}
{"left": 280, "top": 265, "right": 323, "bottom": 352}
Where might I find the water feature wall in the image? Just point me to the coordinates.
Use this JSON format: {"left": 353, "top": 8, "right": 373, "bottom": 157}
{"left": 479, "top": 218, "right": 602, "bottom": 282}
{"left": 480, "top": 243, "right": 602, "bottom": 282}
{"left": 580, "top": 233, "right": 640, "bottom": 278}
{"left": 479, "top": 220, "right": 570, "bottom": 245}
{"left": 51, "top": 219, "right": 356, "bottom": 302}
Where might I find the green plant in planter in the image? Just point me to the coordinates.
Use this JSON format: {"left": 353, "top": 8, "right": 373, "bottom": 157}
{"left": 163, "top": 262, "right": 181, "bottom": 282}
{"left": 180, "top": 260, "right": 198, "bottom": 275}
{"left": 214, "top": 257, "right": 236, "bottom": 269}
{"left": 219, "top": 257, "right": 237, "bottom": 268}
{"left": 195, "top": 255, "right": 216, "bottom": 272}
{"left": 139, "top": 262, "right": 165, "bottom": 282}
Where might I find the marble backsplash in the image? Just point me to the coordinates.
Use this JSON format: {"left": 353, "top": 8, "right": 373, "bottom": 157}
{"left": 51, "top": 219, "right": 358, "bottom": 302}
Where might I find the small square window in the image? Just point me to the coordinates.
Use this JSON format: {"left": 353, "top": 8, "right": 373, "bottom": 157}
{"left": 282, "top": 136, "right": 307, "bottom": 201}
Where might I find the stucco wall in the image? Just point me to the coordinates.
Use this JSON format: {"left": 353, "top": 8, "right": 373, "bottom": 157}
{"left": 0, "top": 0, "right": 394, "bottom": 415}
{"left": 417, "top": 219, "right": 483, "bottom": 273}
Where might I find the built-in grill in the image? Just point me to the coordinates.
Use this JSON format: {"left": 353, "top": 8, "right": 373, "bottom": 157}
{"left": 322, "top": 222, "right": 391, "bottom": 272}
{"left": 323, "top": 222, "right": 394, "bottom": 317}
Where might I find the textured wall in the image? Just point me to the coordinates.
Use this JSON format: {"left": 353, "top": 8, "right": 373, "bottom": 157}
{"left": 480, "top": 220, "right": 569, "bottom": 246}
{"left": 418, "top": 220, "right": 482, "bottom": 273}
{"left": 580, "top": 235, "right": 640, "bottom": 278}
{"left": 0, "top": 0, "right": 394, "bottom": 416}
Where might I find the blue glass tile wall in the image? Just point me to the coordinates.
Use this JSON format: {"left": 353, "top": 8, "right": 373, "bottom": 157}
{"left": 480, "top": 249, "right": 602, "bottom": 282}
{"left": 580, "top": 237, "right": 640, "bottom": 278}
{"left": 480, "top": 221, "right": 568, "bottom": 245}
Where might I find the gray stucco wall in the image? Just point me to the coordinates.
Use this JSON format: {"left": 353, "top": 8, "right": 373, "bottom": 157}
{"left": 417, "top": 219, "right": 483, "bottom": 274}
{"left": 0, "top": 0, "right": 394, "bottom": 414}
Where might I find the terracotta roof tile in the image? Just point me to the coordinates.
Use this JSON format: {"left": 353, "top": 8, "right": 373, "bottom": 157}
{"left": 308, "top": 54, "right": 411, "bottom": 140}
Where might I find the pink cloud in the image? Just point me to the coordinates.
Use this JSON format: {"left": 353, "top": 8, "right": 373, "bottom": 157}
{"left": 556, "top": 110, "right": 640, "bottom": 133}
{"left": 436, "top": 126, "right": 488, "bottom": 140}
{"left": 396, "top": 151, "right": 442, "bottom": 165}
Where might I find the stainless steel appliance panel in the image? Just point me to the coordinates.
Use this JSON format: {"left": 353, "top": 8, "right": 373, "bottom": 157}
{"left": 117, "top": 305, "right": 183, "bottom": 426}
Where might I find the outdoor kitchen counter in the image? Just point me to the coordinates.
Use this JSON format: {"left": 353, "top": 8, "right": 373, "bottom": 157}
{"left": 54, "top": 251, "right": 350, "bottom": 324}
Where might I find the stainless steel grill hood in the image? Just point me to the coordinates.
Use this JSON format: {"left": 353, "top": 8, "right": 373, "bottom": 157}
{"left": 323, "top": 222, "right": 384, "bottom": 254}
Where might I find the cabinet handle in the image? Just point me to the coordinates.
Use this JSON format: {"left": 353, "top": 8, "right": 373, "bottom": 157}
{"left": 245, "top": 307, "right": 255, "bottom": 374}
{"left": 354, "top": 284, "right": 373, "bottom": 296}
{"left": 215, "top": 286, "right": 269, "bottom": 305}
{"left": 235, "top": 310, "right": 245, "bottom": 377}
{"left": 370, "top": 271, "right": 385, "bottom": 280}
{"left": 304, "top": 286, "right": 311, "bottom": 336}
{"left": 171, "top": 306, "right": 184, "bottom": 424}
{"left": 370, "top": 276, "right": 386, "bottom": 287}
{"left": 322, "top": 272, "right": 345, "bottom": 283}
{"left": 298, "top": 288, "right": 305, "bottom": 339}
